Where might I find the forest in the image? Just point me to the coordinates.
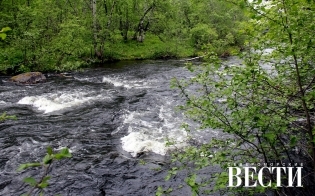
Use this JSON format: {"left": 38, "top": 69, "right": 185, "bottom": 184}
{"left": 0, "top": 0, "right": 245, "bottom": 73}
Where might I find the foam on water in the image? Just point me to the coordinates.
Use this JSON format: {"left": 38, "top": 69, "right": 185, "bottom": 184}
{"left": 102, "top": 76, "right": 152, "bottom": 89}
{"left": 18, "top": 91, "right": 110, "bottom": 113}
{"left": 102, "top": 77, "right": 127, "bottom": 88}
{"left": 120, "top": 101, "right": 188, "bottom": 157}
{"left": 121, "top": 126, "right": 188, "bottom": 157}
{"left": 73, "top": 76, "right": 98, "bottom": 83}
{"left": 121, "top": 131, "right": 167, "bottom": 157}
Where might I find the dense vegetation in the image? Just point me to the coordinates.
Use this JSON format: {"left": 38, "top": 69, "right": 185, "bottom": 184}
{"left": 0, "top": 0, "right": 246, "bottom": 73}
{"left": 169, "top": 0, "right": 315, "bottom": 195}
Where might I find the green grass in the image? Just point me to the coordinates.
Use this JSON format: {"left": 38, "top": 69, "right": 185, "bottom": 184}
{"left": 103, "top": 34, "right": 196, "bottom": 61}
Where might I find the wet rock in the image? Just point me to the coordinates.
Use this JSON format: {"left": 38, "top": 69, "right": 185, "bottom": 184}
{"left": 108, "top": 152, "right": 119, "bottom": 159}
{"left": 0, "top": 180, "right": 11, "bottom": 190}
{"left": 122, "top": 175, "right": 137, "bottom": 180}
{"left": 10, "top": 72, "right": 46, "bottom": 84}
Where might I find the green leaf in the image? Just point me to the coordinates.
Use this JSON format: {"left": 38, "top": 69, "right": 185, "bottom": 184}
{"left": 23, "top": 177, "right": 37, "bottom": 186}
{"left": 43, "top": 154, "right": 53, "bottom": 164}
{"left": 0, "top": 27, "right": 11, "bottom": 40}
{"left": 290, "top": 136, "right": 297, "bottom": 146}
{"left": 38, "top": 176, "right": 50, "bottom": 188}
{"left": 264, "top": 132, "right": 276, "bottom": 142}
{"left": 59, "top": 148, "right": 70, "bottom": 155}
{"left": 54, "top": 148, "right": 72, "bottom": 160}
{"left": 47, "top": 146, "right": 53, "bottom": 155}
{"left": 0, "top": 33, "right": 7, "bottom": 40}
{"left": 43, "top": 176, "right": 51, "bottom": 182}
{"left": 17, "top": 163, "right": 42, "bottom": 171}
{"left": 165, "top": 174, "right": 171, "bottom": 181}
{"left": 185, "top": 174, "right": 197, "bottom": 187}
{"left": 38, "top": 182, "right": 49, "bottom": 188}
{"left": 42, "top": 176, "right": 51, "bottom": 182}
{"left": 0, "top": 27, "right": 11, "bottom": 32}
{"left": 156, "top": 187, "right": 163, "bottom": 196}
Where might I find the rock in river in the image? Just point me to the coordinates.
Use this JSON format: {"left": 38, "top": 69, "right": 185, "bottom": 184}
{"left": 10, "top": 72, "right": 46, "bottom": 84}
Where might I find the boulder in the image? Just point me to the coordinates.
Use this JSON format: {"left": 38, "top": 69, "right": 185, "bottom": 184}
{"left": 10, "top": 72, "right": 46, "bottom": 84}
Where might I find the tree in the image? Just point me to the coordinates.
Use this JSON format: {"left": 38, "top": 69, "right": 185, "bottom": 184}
{"left": 0, "top": 0, "right": 246, "bottom": 72}
{"left": 170, "top": 0, "right": 315, "bottom": 195}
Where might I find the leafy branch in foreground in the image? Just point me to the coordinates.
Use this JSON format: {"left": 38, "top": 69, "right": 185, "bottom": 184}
{"left": 0, "top": 27, "right": 11, "bottom": 40}
{"left": 17, "top": 147, "right": 72, "bottom": 196}
{"left": 167, "top": 0, "right": 315, "bottom": 195}
{"left": 0, "top": 112, "right": 16, "bottom": 122}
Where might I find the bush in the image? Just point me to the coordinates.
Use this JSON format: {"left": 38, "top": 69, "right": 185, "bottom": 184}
{"left": 169, "top": 0, "right": 315, "bottom": 195}
{"left": 190, "top": 24, "right": 218, "bottom": 49}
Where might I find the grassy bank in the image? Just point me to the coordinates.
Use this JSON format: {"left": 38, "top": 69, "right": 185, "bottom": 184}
{"left": 1, "top": 34, "right": 238, "bottom": 74}
{"left": 101, "top": 34, "right": 196, "bottom": 61}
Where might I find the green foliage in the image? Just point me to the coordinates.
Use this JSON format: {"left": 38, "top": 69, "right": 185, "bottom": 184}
{"left": 156, "top": 186, "right": 173, "bottom": 196}
{"left": 151, "top": 49, "right": 178, "bottom": 60}
{"left": 139, "top": 159, "right": 147, "bottom": 165}
{"left": 0, "top": 0, "right": 246, "bottom": 73}
{"left": 0, "top": 112, "right": 16, "bottom": 122}
{"left": 191, "top": 24, "right": 218, "bottom": 49}
{"left": 185, "top": 174, "right": 199, "bottom": 196}
{"left": 171, "top": 0, "right": 315, "bottom": 195}
{"left": 165, "top": 167, "right": 178, "bottom": 181}
{"left": 17, "top": 163, "right": 42, "bottom": 171}
{"left": 0, "top": 27, "right": 11, "bottom": 40}
{"left": 18, "top": 146, "right": 72, "bottom": 196}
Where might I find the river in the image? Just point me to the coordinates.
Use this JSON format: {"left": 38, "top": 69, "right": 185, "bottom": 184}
{"left": 0, "top": 59, "right": 233, "bottom": 196}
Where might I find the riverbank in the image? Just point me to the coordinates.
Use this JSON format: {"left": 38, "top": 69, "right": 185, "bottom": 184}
{"left": 0, "top": 33, "right": 241, "bottom": 75}
{"left": 99, "top": 36, "right": 240, "bottom": 61}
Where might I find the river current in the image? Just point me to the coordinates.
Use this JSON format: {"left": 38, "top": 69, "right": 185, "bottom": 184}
{"left": 0, "top": 60, "right": 233, "bottom": 196}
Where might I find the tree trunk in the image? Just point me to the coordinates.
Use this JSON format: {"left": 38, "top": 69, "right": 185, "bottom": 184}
{"left": 133, "top": 4, "right": 155, "bottom": 42}
{"left": 92, "top": 0, "right": 98, "bottom": 57}
{"left": 119, "top": 4, "right": 129, "bottom": 42}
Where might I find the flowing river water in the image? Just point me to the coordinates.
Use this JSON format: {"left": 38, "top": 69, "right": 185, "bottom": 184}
{"left": 0, "top": 59, "right": 239, "bottom": 196}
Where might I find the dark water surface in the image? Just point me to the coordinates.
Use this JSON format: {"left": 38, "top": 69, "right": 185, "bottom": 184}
{"left": 0, "top": 60, "right": 228, "bottom": 196}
